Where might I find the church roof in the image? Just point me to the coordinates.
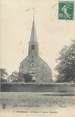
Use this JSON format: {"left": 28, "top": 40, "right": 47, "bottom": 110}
{"left": 28, "top": 19, "right": 39, "bottom": 57}
{"left": 30, "top": 20, "right": 37, "bottom": 43}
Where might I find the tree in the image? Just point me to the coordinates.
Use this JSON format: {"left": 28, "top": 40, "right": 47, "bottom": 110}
{"left": 8, "top": 71, "right": 19, "bottom": 82}
{"left": 0, "top": 68, "right": 8, "bottom": 82}
{"left": 55, "top": 40, "right": 75, "bottom": 83}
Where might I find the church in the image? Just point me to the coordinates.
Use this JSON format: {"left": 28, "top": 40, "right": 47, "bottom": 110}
{"left": 19, "top": 19, "right": 52, "bottom": 83}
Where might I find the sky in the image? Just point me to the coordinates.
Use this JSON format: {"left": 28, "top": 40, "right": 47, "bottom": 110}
{"left": 0, "top": 0, "right": 75, "bottom": 79}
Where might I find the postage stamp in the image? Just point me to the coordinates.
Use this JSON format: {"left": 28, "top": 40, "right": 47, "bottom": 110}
{"left": 58, "top": 1, "right": 74, "bottom": 20}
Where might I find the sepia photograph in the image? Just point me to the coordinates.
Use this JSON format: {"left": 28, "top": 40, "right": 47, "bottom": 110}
{"left": 0, "top": 0, "right": 75, "bottom": 116}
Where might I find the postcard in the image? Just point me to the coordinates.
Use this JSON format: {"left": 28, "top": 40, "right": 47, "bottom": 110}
{"left": 0, "top": 0, "right": 75, "bottom": 117}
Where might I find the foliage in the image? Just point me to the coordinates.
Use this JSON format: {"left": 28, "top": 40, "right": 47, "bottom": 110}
{"left": 55, "top": 40, "right": 75, "bottom": 82}
{"left": 0, "top": 68, "right": 8, "bottom": 82}
{"left": 8, "top": 71, "right": 19, "bottom": 82}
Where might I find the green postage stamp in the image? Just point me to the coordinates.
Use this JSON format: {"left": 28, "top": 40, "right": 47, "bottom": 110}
{"left": 58, "top": 1, "right": 74, "bottom": 20}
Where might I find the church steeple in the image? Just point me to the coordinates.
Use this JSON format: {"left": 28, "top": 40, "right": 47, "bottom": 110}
{"left": 19, "top": 9, "right": 52, "bottom": 83}
{"left": 28, "top": 19, "right": 39, "bottom": 57}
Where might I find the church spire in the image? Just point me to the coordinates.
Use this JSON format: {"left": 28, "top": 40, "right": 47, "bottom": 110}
{"left": 28, "top": 15, "right": 39, "bottom": 57}
{"left": 29, "top": 22, "right": 37, "bottom": 44}
{"left": 30, "top": 8, "right": 37, "bottom": 43}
